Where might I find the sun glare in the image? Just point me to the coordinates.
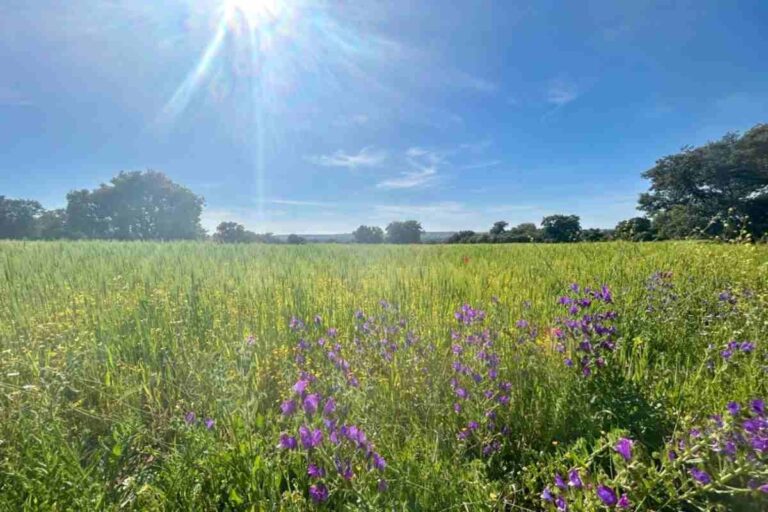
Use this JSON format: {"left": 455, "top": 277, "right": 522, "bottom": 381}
{"left": 223, "top": 0, "right": 285, "bottom": 28}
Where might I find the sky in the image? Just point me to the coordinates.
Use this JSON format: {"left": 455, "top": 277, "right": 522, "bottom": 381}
{"left": 1, "top": 0, "right": 767, "bottom": 234}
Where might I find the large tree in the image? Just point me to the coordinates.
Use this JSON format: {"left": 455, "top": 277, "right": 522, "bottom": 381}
{"left": 212, "top": 222, "right": 258, "bottom": 243}
{"left": 614, "top": 217, "right": 653, "bottom": 241}
{"left": 65, "top": 171, "right": 205, "bottom": 240}
{"left": 352, "top": 225, "right": 384, "bottom": 244}
{"left": 489, "top": 220, "right": 508, "bottom": 235}
{"left": 638, "top": 123, "right": 768, "bottom": 237}
{"left": 541, "top": 215, "right": 581, "bottom": 242}
{"left": 0, "top": 196, "right": 43, "bottom": 239}
{"left": 385, "top": 220, "right": 423, "bottom": 244}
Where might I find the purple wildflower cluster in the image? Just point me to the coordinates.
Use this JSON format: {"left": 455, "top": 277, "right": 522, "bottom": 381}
{"left": 449, "top": 304, "right": 509, "bottom": 457}
{"left": 183, "top": 410, "right": 215, "bottom": 430}
{"left": 666, "top": 398, "right": 768, "bottom": 489}
{"left": 719, "top": 340, "right": 756, "bottom": 361}
{"left": 351, "top": 301, "right": 430, "bottom": 366}
{"left": 541, "top": 457, "right": 632, "bottom": 510}
{"left": 279, "top": 314, "right": 388, "bottom": 503}
{"left": 552, "top": 283, "right": 618, "bottom": 377}
{"left": 645, "top": 271, "right": 677, "bottom": 313}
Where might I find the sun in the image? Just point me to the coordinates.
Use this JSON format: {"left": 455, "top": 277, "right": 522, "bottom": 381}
{"left": 223, "top": 0, "right": 286, "bottom": 28}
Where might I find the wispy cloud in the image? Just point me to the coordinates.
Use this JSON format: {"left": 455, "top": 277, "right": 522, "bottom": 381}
{"left": 461, "top": 160, "right": 502, "bottom": 170}
{"left": 266, "top": 198, "right": 334, "bottom": 207}
{"left": 306, "top": 147, "right": 387, "bottom": 169}
{"left": 546, "top": 79, "right": 579, "bottom": 106}
{"left": 377, "top": 146, "right": 444, "bottom": 189}
{"left": 450, "top": 71, "right": 499, "bottom": 94}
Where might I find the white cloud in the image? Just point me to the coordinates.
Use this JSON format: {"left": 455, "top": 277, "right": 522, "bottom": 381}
{"left": 266, "top": 198, "right": 334, "bottom": 207}
{"left": 376, "top": 168, "right": 437, "bottom": 189}
{"left": 461, "top": 160, "right": 501, "bottom": 170}
{"left": 306, "top": 147, "right": 387, "bottom": 169}
{"left": 546, "top": 80, "right": 579, "bottom": 106}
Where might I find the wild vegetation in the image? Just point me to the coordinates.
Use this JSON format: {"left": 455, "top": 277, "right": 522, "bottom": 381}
{"left": 1, "top": 241, "right": 766, "bottom": 510}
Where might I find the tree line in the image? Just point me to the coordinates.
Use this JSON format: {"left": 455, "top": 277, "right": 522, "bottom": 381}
{"left": 1, "top": 123, "right": 766, "bottom": 243}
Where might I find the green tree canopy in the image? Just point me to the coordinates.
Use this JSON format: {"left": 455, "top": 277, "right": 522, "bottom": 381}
{"left": 0, "top": 196, "right": 43, "bottom": 239}
{"left": 352, "top": 225, "right": 384, "bottom": 244}
{"left": 541, "top": 215, "right": 581, "bottom": 243}
{"left": 385, "top": 220, "right": 423, "bottom": 244}
{"left": 639, "top": 123, "right": 768, "bottom": 237}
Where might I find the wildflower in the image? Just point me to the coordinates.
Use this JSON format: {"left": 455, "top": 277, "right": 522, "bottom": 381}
{"left": 668, "top": 450, "right": 677, "bottom": 461}
{"left": 615, "top": 438, "right": 633, "bottom": 461}
{"left": 597, "top": 485, "right": 617, "bottom": 506}
{"left": 617, "top": 493, "right": 631, "bottom": 508}
{"left": 568, "top": 469, "right": 582, "bottom": 488}
{"left": 303, "top": 393, "right": 321, "bottom": 415}
{"left": 372, "top": 452, "right": 386, "bottom": 470}
{"left": 308, "top": 463, "right": 325, "bottom": 478}
{"left": 453, "top": 403, "right": 462, "bottom": 413}
{"left": 689, "top": 467, "right": 711, "bottom": 485}
{"left": 184, "top": 411, "right": 196, "bottom": 424}
{"left": 554, "top": 473, "right": 566, "bottom": 490}
{"left": 204, "top": 418, "right": 215, "bottom": 429}
{"left": 309, "top": 483, "right": 329, "bottom": 503}
{"left": 468, "top": 421, "right": 479, "bottom": 431}
{"left": 541, "top": 487, "right": 554, "bottom": 502}
{"left": 299, "top": 426, "right": 323, "bottom": 449}
{"left": 293, "top": 378, "right": 309, "bottom": 395}
{"left": 555, "top": 496, "right": 567, "bottom": 511}
{"left": 727, "top": 401, "right": 741, "bottom": 416}
{"left": 455, "top": 387, "right": 468, "bottom": 399}
{"left": 378, "top": 479, "right": 389, "bottom": 492}
{"left": 280, "top": 399, "right": 296, "bottom": 416}
{"left": 751, "top": 399, "right": 765, "bottom": 415}
{"left": 323, "top": 397, "right": 336, "bottom": 416}
{"left": 279, "top": 433, "right": 297, "bottom": 450}
{"left": 759, "top": 483, "right": 768, "bottom": 493}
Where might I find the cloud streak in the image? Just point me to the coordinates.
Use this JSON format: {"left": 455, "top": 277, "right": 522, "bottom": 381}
{"left": 306, "top": 147, "right": 387, "bottom": 169}
{"left": 546, "top": 80, "right": 579, "bottom": 106}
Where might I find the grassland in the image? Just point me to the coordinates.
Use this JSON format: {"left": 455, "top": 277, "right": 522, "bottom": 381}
{"left": 0, "top": 241, "right": 767, "bottom": 510}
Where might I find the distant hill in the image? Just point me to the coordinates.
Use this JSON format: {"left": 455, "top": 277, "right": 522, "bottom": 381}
{"left": 275, "top": 232, "right": 455, "bottom": 243}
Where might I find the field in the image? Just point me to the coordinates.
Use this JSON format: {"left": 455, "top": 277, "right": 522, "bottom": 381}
{"left": 1, "top": 241, "right": 767, "bottom": 511}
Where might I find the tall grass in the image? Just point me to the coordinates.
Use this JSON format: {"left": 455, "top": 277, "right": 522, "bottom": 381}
{"left": 0, "top": 241, "right": 766, "bottom": 510}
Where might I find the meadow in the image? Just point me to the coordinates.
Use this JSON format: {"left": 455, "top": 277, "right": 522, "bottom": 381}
{"left": 0, "top": 241, "right": 767, "bottom": 511}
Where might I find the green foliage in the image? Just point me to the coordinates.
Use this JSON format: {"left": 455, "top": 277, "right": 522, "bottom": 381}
{"left": 0, "top": 242, "right": 767, "bottom": 510}
{"left": 385, "top": 220, "right": 423, "bottom": 244}
{"left": 352, "top": 225, "right": 384, "bottom": 244}
{"left": 0, "top": 196, "right": 43, "bottom": 239}
{"left": 615, "top": 217, "right": 653, "bottom": 241}
{"left": 639, "top": 123, "right": 768, "bottom": 239}
{"left": 542, "top": 214, "right": 582, "bottom": 242}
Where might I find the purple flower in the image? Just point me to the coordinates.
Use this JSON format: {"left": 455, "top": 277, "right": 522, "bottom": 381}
{"left": 617, "top": 493, "right": 631, "bottom": 509}
{"left": 615, "top": 437, "right": 633, "bottom": 461}
{"left": 455, "top": 387, "right": 468, "bottom": 399}
{"left": 554, "top": 473, "right": 566, "bottom": 490}
{"left": 597, "top": 485, "right": 617, "bottom": 506}
{"left": 303, "top": 393, "right": 321, "bottom": 415}
{"left": 453, "top": 403, "right": 462, "bottom": 413}
{"left": 299, "top": 426, "right": 323, "bottom": 449}
{"left": 668, "top": 450, "right": 677, "bottom": 461}
{"left": 280, "top": 399, "right": 296, "bottom": 416}
{"left": 568, "top": 469, "right": 582, "bottom": 488}
{"left": 378, "top": 479, "right": 389, "bottom": 492}
{"left": 204, "top": 418, "right": 215, "bottom": 429}
{"left": 727, "top": 401, "right": 741, "bottom": 416}
{"left": 721, "top": 348, "right": 733, "bottom": 360}
{"left": 279, "top": 433, "right": 297, "bottom": 450}
{"left": 184, "top": 411, "right": 196, "bottom": 424}
{"left": 323, "top": 397, "right": 336, "bottom": 416}
{"left": 372, "top": 452, "right": 386, "bottom": 470}
{"left": 555, "top": 496, "right": 567, "bottom": 511}
{"left": 541, "top": 487, "right": 554, "bottom": 502}
{"left": 752, "top": 436, "right": 768, "bottom": 453}
{"left": 307, "top": 463, "right": 325, "bottom": 478}
{"left": 293, "top": 378, "right": 309, "bottom": 395}
{"left": 309, "top": 483, "right": 329, "bottom": 503}
{"left": 751, "top": 399, "right": 765, "bottom": 415}
{"left": 689, "top": 467, "right": 711, "bottom": 485}
{"left": 759, "top": 483, "right": 768, "bottom": 493}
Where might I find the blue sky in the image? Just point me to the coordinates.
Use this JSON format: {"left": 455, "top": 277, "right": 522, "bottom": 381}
{"left": 1, "top": 0, "right": 767, "bottom": 233}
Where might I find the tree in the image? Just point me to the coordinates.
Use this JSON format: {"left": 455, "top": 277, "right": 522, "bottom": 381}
{"left": 385, "top": 220, "right": 423, "bottom": 244}
{"left": 581, "top": 228, "right": 609, "bottom": 242}
{"left": 286, "top": 234, "right": 307, "bottom": 244}
{"left": 541, "top": 215, "right": 581, "bottom": 242}
{"left": 352, "top": 225, "right": 384, "bottom": 244}
{"left": 212, "top": 221, "right": 258, "bottom": 243}
{"left": 38, "top": 209, "right": 69, "bottom": 239}
{"left": 489, "top": 220, "right": 508, "bottom": 235}
{"left": 651, "top": 206, "right": 709, "bottom": 240}
{"left": 0, "top": 196, "right": 43, "bottom": 239}
{"left": 64, "top": 171, "right": 205, "bottom": 240}
{"left": 614, "top": 217, "right": 653, "bottom": 241}
{"left": 638, "top": 123, "right": 768, "bottom": 238}
{"left": 446, "top": 230, "right": 476, "bottom": 243}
